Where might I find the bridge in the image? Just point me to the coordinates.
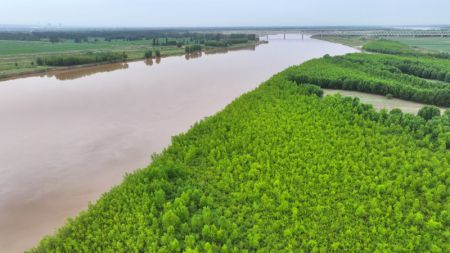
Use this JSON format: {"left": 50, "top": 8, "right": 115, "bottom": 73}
{"left": 250, "top": 29, "right": 450, "bottom": 40}
{"left": 314, "top": 30, "right": 450, "bottom": 38}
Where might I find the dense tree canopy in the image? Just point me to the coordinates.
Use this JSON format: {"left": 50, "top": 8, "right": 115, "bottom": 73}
{"left": 418, "top": 106, "right": 441, "bottom": 121}
{"left": 286, "top": 53, "right": 450, "bottom": 106}
{"left": 29, "top": 60, "right": 449, "bottom": 252}
{"left": 36, "top": 52, "right": 127, "bottom": 66}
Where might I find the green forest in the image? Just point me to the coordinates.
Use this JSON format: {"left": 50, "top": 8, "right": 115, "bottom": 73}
{"left": 285, "top": 52, "right": 450, "bottom": 106}
{"left": 36, "top": 52, "right": 128, "bottom": 67}
{"left": 29, "top": 44, "right": 450, "bottom": 251}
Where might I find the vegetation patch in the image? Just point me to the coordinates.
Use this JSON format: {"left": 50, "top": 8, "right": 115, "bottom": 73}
{"left": 29, "top": 60, "right": 449, "bottom": 252}
{"left": 285, "top": 53, "right": 450, "bottom": 106}
{"left": 363, "top": 40, "right": 450, "bottom": 59}
{"left": 36, "top": 52, "right": 128, "bottom": 66}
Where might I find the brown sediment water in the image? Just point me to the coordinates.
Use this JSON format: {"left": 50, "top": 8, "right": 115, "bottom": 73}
{"left": 0, "top": 35, "right": 358, "bottom": 253}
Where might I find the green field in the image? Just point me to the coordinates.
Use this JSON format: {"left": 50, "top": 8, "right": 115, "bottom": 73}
{"left": 394, "top": 37, "right": 450, "bottom": 54}
{"left": 0, "top": 39, "right": 159, "bottom": 56}
{"left": 314, "top": 35, "right": 450, "bottom": 55}
{"left": 29, "top": 52, "right": 450, "bottom": 252}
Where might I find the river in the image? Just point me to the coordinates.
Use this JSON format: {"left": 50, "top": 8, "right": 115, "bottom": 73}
{"left": 0, "top": 35, "right": 359, "bottom": 252}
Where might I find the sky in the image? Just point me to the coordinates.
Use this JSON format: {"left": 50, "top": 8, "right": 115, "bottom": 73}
{"left": 1, "top": 0, "right": 449, "bottom": 28}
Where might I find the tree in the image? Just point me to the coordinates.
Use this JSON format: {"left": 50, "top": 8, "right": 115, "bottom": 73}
{"left": 418, "top": 106, "right": 441, "bottom": 121}
{"left": 49, "top": 36, "right": 60, "bottom": 43}
{"left": 162, "top": 210, "right": 180, "bottom": 229}
{"left": 144, "top": 49, "right": 153, "bottom": 59}
{"left": 36, "top": 58, "right": 44, "bottom": 66}
{"left": 444, "top": 109, "right": 450, "bottom": 119}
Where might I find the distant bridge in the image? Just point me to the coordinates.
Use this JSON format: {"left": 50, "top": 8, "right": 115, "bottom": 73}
{"left": 314, "top": 30, "right": 450, "bottom": 37}
{"left": 251, "top": 29, "right": 450, "bottom": 40}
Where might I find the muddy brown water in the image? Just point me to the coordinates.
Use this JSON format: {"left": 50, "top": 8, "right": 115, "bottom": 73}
{"left": 0, "top": 35, "right": 359, "bottom": 252}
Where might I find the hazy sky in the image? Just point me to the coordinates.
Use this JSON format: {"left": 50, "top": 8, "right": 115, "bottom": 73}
{"left": 2, "top": 0, "right": 449, "bottom": 27}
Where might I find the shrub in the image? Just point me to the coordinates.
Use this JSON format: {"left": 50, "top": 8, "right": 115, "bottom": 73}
{"left": 418, "top": 106, "right": 441, "bottom": 120}
{"left": 144, "top": 49, "right": 153, "bottom": 59}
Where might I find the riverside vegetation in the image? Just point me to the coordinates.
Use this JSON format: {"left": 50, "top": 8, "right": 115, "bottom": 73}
{"left": 0, "top": 30, "right": 259, "bottom": 79}
{"left": 29, "top": 41, "right": 450, "bottom": 251}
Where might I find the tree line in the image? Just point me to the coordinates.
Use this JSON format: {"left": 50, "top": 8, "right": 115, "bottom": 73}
{"left": 0, "top": 30, "right": 257, "bottom": 43}
{"left": 36, "top": 52, "right": 127, "bottom": 66}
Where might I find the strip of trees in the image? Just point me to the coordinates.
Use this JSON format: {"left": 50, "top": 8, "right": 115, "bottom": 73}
{"left": 185, "top": 45, "right": 202, "bottom": 54}
{"left": 0, "top": 30, "right": 257, "bottom": 44}
{"left": 36, "top": 52, "right": 127, "bottom": 66}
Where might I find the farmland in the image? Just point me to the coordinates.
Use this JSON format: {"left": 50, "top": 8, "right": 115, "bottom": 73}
{"left": 394, "top": 37, "right": 450, "bottom": 54}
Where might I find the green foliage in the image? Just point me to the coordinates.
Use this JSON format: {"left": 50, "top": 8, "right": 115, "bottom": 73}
{"left": 444, "top": 109, "right": 450, "bottom": 119}
{"left": 363, "top": 39, "right": 450, "bottom": 59}
{"left": 302, "top": 83, "right": 324, "bottom": 97}
{"left": 363, "top": 40, "right": 412, "bottom": 54}
{"left": 418, "top": 106, "right": 441, "bottom": 121}
{"left": 205, "top": 40, "right": 229, "bottom": 47}
{"left": 185, "top": 44, "right": 202, "bottom": 54}
{"left": 39, "top": 52, "right": 127, "bottom": 66}
{"left": 395, "top": 37, "right": 450, "bottom": 54}
{"left": 29, "top": 62, "right": 450, "bottom": 252}
{"left": 155, "top": 49, "right": 161, "bottom": 58}
{"left": 285, "top": 53, "right": 450, "bottom": 106}
{"left": 144, "top": 49, "right": 153, "bottom": 59}
{"left": 205, "top": 38, "right": 249, "bottom": 47}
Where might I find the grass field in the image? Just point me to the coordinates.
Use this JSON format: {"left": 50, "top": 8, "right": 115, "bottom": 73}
{"left": 314, "top": 35, "right": 450, "bottom": 55}
{"left": 394, "top": 37, "right": 450, "bottom": 54}
{"left": 0, "top": 39, "right": 158, "bottom": 56}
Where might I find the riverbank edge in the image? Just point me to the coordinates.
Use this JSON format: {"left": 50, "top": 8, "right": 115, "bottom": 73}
{"left": 0, "top": 41, "right": 264, "bottom": 82}
{"left": 311, "top": 35, "right": 366, "bottom": 50}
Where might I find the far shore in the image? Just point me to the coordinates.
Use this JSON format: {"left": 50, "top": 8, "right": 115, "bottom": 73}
{"left": 0, "top": 41, "right": 264, "bottom": 82}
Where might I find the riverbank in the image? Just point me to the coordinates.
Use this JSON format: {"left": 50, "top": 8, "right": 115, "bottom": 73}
{"left": 0, "top": 36, "right": 358, "bottom": 253}
{"left": 28, "top": 41, "right": 450, "bottom": 253}
{"left": 311, "top": 35, "right": 367, "bottom": 49}
{"left": 0, "top": 41, "right": 262, "bottom": 82}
